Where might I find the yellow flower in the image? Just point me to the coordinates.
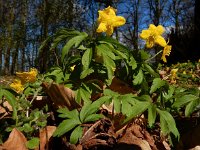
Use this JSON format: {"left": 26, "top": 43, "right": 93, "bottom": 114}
{"left": 170, "top": 68, "right": 178, "bottom": 83}
{"left": 96, "top": 6, "right": 126, "bottom": 36}
{"left": 10, "top": 79, "right": 24, "bottom": 93}
{"left": 183, "top": 71, "right": 186, "bottom": 74}
{"left": 16, "top": 68, "right": 38, "bottom": 84}
{"left": 70, "top": 65, "right": 76, "bottom": 71}
{"left": 140, "top": 24, "right": 167, "bottom": 48}
{"left": 161, "top": 45, "right": 172, "bottom": 63}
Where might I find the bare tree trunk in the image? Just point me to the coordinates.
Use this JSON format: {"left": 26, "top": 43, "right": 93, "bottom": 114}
{"left": 11, "top": 45, "right": 19, "bottom": 74}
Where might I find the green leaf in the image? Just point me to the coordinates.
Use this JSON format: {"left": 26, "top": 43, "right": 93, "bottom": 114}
{"left": 157, "top": 109, "right": 180, "bottom": 139}
{"left": 133, "top": 69, "right": 143, "bottom": 85}
{"left": 80, "top": 68, "right": 94, "bottom": 79}
{"left": 3, "top": 89, "right": 17, "bottom": 119}
{"left": 80, "top": 102, "right": 92, "bottom": 123}
{"left": 84, "top": 114, "right": 104, "bottom": 122}
{"left": 148, "top": 104, "right": 157, "bottom": 127}
{"left": 162, "top": 85, "right": 175, "bottom": 101}
{"left": 104, "top": 89, "right": 119, "bottom": 97}
{"left": 53, "top": 118, "right": 81, "bottom": 137}
{"left": 26, "top": 138, "right": 39, "bottom": 149}
{"left": 143, "top": 64, "right": 159, "bottom": 78}
{"left": 70, "top": 126, "right": 83, "bottom": 144}
{"left": 121, "top": 100, "right": 132, "bottom": 117}
{"left": 80, "top": 87, "right": 91, "bottom": 103}
{"left": 150, "top": 78, "right": 166, "bottom": 94}
{"left": 140, "top": 50, "right": 150, "bottom": 60}
{"left": 82, "top": 48, "right": 92, "bottom": 70}
{"left": 61, "top": 32, "right": 88, "bottom": 61}
{"left": 173, "top": 94, "right": 199, "bottom": 108}
{"left": 124, "top": 101, "right": 150, "bottom": 123}
{"left": 23, "top": 123, "right": 33, "bottom": 133}
{"left": 80, "top": 96, "right": 110, "bottom": 123}
{"left": 185, "top": 99, "right": 200, "bottom": 117}
{"left": 97, "top": 44, "right": 116, "bottom": 60}
{"left": 129, "top": 56, "right": 137, "bottom": 70}
{"left": 58, "top": 109, "right": 79, "bottom": 119}
{"left": 113, "top": 97, "right": 121, "bottom": 113}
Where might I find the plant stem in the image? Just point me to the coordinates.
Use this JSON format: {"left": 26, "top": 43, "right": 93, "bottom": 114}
{"left": 145, "top": 50, "right": 163, "bottom": 63}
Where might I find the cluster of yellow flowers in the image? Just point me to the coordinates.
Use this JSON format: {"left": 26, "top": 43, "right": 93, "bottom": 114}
{"left": 10, "top": 68, "right": 38, "bottom": 93}
{"left": 140, "top": 24, "right": 172, "bottom": 63}
{"left": 96, "top": 6, "right": 171, "bottom": 63}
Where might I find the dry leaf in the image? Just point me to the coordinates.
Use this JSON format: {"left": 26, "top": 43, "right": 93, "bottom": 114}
{"left": 2, "top": 128, "right": 27, "bottom": 150}
{"left": 35, "top": 126, "right": 56, "bottom": 150}
{"left": 42, "top": 82, "right": 80, "bottom": 109}
{"left": 109, "top": 77, "right": 136, "bottom": 95}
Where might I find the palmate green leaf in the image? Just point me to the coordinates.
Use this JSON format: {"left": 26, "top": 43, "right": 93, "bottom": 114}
{"left": 26, "top": 137, "right": 40, "bottom": 149}
{"left": 80, "top": 86, "right": 91, "bottom": 103}
{"left": 80, "top": 68, "right": 94, "bottom": 79}
{"left": 2, "top": 89, "right": 17, "bottom": 119}
{"left": 121, "top": 100, "right": 132, "bottom": 117}
{"left": 97, "top": 36, "right": 130, "bottom": 55}
{"left": 157, "top": 109, "right": 180, "bottom": 139}
{"left": 103, "top": 89, "right": 119, "bottom": 97}
{"left": 70, "top": 126, "right": 83, "bottom": 144}
{"left": 53, "top": 118, "right": 81, "bottom": 137}
{"left": 172, "top": 94, "right": 199, "bottom": 108}
{"left": 97, "top": 44, "right": 116, "bottom": 60}
{"left": 185, "top": 98, "right": 200, "bottom": 117}
{"left": 133, "top": 69, "right": 143, "bottom": 85}
{"left": 150, "top": 78, "right": 166, "bottom": 94}
{"left": 102, "top": 54, "right": 116, "bottom": 85}
{"left": 80, "top": 96, "right": 110, "bottom": 123}
{"left": 82, "top": 48, "right": 92, "bottom": 70}
{"left": 162, "top": 85, "right": 175, "bottom": 101}
{"left": 129, "top": 56, "right": 137, "bottom": 70}
{"left": 113, "top": 97, "right": 121, "bottom": 113}
{"left": 143, "top": 64, "right": 159, "bottom": 78}
{"left": 84, "top": 114, "right": 104, "bottom": 122}
{"left": 61, "top": 32, "right": 88, "bottom": 62}
{"left": 148, "top": 104, "right": 157, "bottom": 127}
{"left": 57, "top": 108, "right": 79, "bottom": 119}
{"left": 124, "top": 101, "right": 150, "bottom": 123}
{"left": 80, "top": 102, "right": 92, "bottom": 123}
{"left": 140, "top": 50, "right": 150, "bottom": 60}
{"left": 98, "top": 41, "right": 128, "bottom": 60}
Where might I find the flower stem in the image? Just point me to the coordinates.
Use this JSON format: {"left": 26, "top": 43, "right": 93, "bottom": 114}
{"left": 145, "top": 50, "right": 163, "bottom": 63}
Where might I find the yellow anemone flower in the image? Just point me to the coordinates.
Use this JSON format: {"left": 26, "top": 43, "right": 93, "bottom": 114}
{"left": 10, "top": 79, "right": 24, "bottom": 93}
{"left": 70, "top": 65, "right": 76, "bottom": 71}
{"left": 16, "top": 68, "right": 38, "bottom": 84}
{"left": 140, "top": 24, "right": 167, "bottom": 48}
{"left": 170, "top": 68, "right": 178, "bottom": 83}
{"left": 161, "top": 45, "right": 172, "bottom": 63}
{"left": 96, "top": 6, "right": 126, "bottom": 36}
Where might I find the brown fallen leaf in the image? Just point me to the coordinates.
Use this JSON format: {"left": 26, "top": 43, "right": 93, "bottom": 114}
{"left": 42, "top": 82, "right": 81, "bottom": 110}
{"left": 109, "top": 77, "right": 136, "bottom": 95}
{"left": 2, "top": 128, "right": 27, "bottom": 150}
{"left": 35, "top": 126, "right": 56, "bottom": 150}
{"left": 81, "top": 119, "right": 116, "bottom": 149}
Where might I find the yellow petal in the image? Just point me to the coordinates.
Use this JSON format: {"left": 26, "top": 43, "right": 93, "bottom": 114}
{"left": 104, "top": 6, "right": 116, "bottom": 16}
{"left": 149, "top": 24, "right": 157, "bottom": 31}
{"left": 106, "top": 25, "right": 114, "bottom": 36}
{"left": 161, "top": 45, "right": 172, "bottom": 63}
{"left": 156, "top": 25, "right": 165, "bottom": 35}
{"left": 97, "top": 23, "right": 107, "bottom": 33}
{"left": 112, "top": 16, "right": 126, "bottom": 27}
{"left": 140, "top": 30, "right": 151, "bottom": 39}
{"left": 155, "top": 36, "right": 167, "bottom": 47}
